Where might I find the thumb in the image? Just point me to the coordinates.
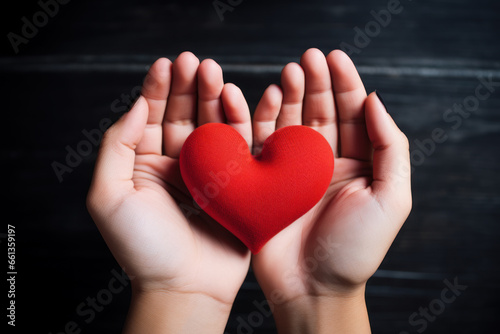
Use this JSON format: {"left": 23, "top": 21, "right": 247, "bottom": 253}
{"left": 365, "top": 92, "right": 412, "bottom": 218}
{"left": 87, "top": 96, "right": 149, "bottom": 213}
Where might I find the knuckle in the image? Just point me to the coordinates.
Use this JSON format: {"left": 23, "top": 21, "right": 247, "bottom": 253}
{"left": 101, "top": 126, "right": 116, "bottom": 145}
{"left": 399, "top": 191, "right": 413, "bottom": 218}
{"left": 86, "top": 186, "right": 99, "bottom": 216}
{"left": 399, "top": 132, "right": 410, "bottom": 151}
{"left": 404, "top": 196, "right": 413, "bottom": 216}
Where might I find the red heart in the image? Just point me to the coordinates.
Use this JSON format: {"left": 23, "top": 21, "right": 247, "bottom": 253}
{"left": 179, "top": 123, "right": 334, "bottom": 253}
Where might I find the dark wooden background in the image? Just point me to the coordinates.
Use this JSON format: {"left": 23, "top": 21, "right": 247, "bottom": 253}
{"left": 2, "top": 0, "right": 499, "bottom": 333}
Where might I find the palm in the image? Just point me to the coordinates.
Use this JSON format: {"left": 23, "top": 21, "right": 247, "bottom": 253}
{"left": 113, "top": 154, "right": 249, "bottom": 303}
{"left": 312, "top": 157, "right": 382, "bottom": 283}
{"left": 253, "top": 158, "right": 379, "bottom": 297}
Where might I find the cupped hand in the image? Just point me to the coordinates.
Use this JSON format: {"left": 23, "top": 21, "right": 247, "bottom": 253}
{"left": 251, "top": 49, "right": 412, "bottom": 309}
{"left": 86, "top": 52, "right": 252, "bottom": 307}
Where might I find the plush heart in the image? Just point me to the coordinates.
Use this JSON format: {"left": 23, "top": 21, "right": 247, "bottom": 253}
{"left": 179, "top": 123, "right": 334, "bottom": 253}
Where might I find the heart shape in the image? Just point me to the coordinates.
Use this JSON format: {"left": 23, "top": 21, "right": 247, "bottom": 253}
{"left": 179, "top": 123, "right": 334, "bottom": 253}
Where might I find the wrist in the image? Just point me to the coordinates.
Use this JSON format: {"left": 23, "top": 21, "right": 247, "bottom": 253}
{"left": 270, "top": 285, "right": 371, "bottom": 334}
{"left": 123, "top": 285, "right": 233, "bottom": 334}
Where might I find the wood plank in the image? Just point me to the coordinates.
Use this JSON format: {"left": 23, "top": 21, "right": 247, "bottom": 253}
{"left": 3, "top": 0, "right": 500, "bottom": 332}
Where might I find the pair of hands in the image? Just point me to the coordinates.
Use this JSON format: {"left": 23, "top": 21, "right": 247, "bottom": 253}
{"left": 87, "top": 48, "right": 412, "bottom": 333}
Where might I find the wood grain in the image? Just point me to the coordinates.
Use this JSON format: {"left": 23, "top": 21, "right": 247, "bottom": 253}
{"left": 3, "top": 0, "right": 499, "bottom": 333}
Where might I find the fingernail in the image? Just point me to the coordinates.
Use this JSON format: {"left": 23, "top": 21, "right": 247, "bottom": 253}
{"left": 375, "top": 90, "right": 388, "bottom": 113}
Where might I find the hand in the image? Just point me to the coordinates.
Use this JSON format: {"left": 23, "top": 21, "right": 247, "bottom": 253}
{"left": 86, "top": 52, "right": 252, "bottom": 333}
{"left": 251, "top": 49, "right": 412, "bottom": 333}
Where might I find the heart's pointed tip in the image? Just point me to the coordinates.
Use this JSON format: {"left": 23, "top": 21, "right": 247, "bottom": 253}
{"left": 249, "top": 242, "right": 264, "bottom": 254}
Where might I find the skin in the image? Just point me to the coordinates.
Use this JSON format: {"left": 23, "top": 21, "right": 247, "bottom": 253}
{"left": 87, "top": 52, "right": 253, "bottom": 333}
{"left": 251, "top": 48, "right": 412, "bottom": 333}
{"left": 87, "top": 49, "right": 412, "bottom": 333}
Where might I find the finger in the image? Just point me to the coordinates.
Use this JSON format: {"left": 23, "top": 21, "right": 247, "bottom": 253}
{"left": 301, "top": 48, "right": 337, "bottom": 152}
{"left": 163, "top": 52, "right": 200, "bottom": 158}
{"left": 365, "top": 92, "right": 412, "bottom": 213}
{"left": 135, "top": 58, "right": 172, "bottom": 155}
{"left": 252, "top": 84, "right": 283, "bottom": 155}
{"left": 326, "top": 50, "right": 370, "bottom": 161}
{"left": 276, "top": 62, "right": 304, "bottom": 129}
{"left": 221, "top": 83, "right": 253, "bottom": 149}
{"left": 197, "top": 59, "right": 225, "bottom": 125}
{"left": 88, "top": 97, "right": 148, "bottom": 209}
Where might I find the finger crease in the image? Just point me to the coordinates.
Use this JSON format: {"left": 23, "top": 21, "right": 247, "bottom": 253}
{"left": 145, "top": 123, "right": 162, "bottom": 128}
{"left": 143, "top": 94, "right": 168, "bottom": 102}
{"left": 282, "top": 101, "right": 303, "bottom": 107}
{"left": 114, "top": 140, "right": 137, "bottom": 152}
{"left": 198, "top": 96, "right": 220, "bottom": 103}
{"left": 334, "top": 87, "right": 366, "bottom": 95}
{"left": 165, "top": 118, "right": 195, "bottom": 126}
{"left": 169, "top": 91, "right": 197, "bottom": 98}
{"left": 338, "top": 118, "right": 366, "bottom": 125}
{"left": 228, "top": 120, "right": 251, "bottom": 126}
{"left": 305, "top": 88, "right": 333, "bottom": 96}
{"left": 303, "top": 118, "right": 335, "bottom": 127}
{"left": 373, "top": 142, "right": 393, "bottom": 151}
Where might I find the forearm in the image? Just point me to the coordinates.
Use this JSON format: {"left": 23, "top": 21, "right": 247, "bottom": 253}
{"left": 271, "top": 285, "right": 371, "bottom": 334}
{"left": 123, "top": 288, "right": 233, "bottom": 334}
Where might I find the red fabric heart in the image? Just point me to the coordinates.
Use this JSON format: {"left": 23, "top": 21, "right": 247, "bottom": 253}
{"left": 179, "top": 123, "right": 334, "bottom": 253}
